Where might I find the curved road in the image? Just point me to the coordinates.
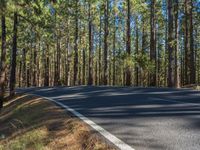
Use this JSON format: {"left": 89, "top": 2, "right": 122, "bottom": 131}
{"left": 19, "top": 86, "right": 200, "bottom": 150}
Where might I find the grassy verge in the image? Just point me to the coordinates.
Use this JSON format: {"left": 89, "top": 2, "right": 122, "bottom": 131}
{"left": 0, "top": 94, "right": 115, "bottom": 150}
{"left": 182, "top": 84, "right": 200, "bottom": 90}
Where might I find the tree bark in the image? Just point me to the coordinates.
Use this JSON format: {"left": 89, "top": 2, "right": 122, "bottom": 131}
{"left": 73, "top": 0, "right": 79, "bottom": 86}
{"left": 0, "top": 14, "right": 6, "bottom": 108}
{"left": 55, "top": 29, "right": 61, "bottom": 85}
{"left": 167, "top": 0, "right": 174, "bottom": 87}
{"left": 44, "top": 44, "right": 49, "bottom": 86}
{"left": 98, "top": 12, "right": 102, "bottom": 85}
{"left": 18, "top": 60, "right": 22, "bottom": 87}
{"left": 126, "top": 0, "right": 131, "bottom": 86}
{"left": 9, "top": 12, "right": 18, "bottom": 96}
{"left": 22, "top": 48, "right": 26, "bottom": 87}
{"left": 150, "top": 0, "right": 156, "bottom": 86}
{"left": 88, "top": 3, "right": 93, "bottom": 85}
{"left": 184, "top": 0, "right": 189, "bottom": 85}
{"left": 103, "top": 0, "right": 108, "bottom": 85}
{"left": 33, "top": 36, "right": 37, "bottom": 86}
{"left": 174, "top": 0, "right": 180, "bottom": 88}
{"left": 112, "top": 14, "right": 116, "bottom": 86}
{"left": 189, "top": 0, "right": 195, "bottom": 84}
{"left": 135, "top": 17, "right": 139, "bottom": 86}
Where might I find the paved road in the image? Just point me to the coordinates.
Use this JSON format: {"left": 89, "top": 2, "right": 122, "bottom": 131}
{"left": 18, "top": 86, "right": 200, "bottom": 150}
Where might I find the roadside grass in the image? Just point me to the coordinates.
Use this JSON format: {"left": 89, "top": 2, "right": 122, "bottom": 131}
{"left": 0, "top": 94, "right": 115, "bottom": 150}
{"left": 182, "top": 84, "right": 200, "bottom": 90}
{"left": 195, "top": 85, "right": 200, "bottom": 90}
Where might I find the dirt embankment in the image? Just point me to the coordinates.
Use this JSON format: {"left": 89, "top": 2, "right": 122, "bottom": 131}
{"left": 0, "top": 94, "right": 115, "bottom": 150}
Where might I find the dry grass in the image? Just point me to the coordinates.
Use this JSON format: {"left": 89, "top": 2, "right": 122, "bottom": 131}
{"left": 182, "top": 84, "right": 200, "bottom": 90}
{"left": 0, "top": 94, "right": 116, "bottom": 150}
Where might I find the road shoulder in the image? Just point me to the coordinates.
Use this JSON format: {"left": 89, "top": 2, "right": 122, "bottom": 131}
{"left": 0, "top": 94, "right": 115, "bottom": 150}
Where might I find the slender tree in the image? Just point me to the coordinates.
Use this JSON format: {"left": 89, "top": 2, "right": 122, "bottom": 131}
{"left": 44, "top": 44, "right": 50, "bottom": 86}
{"left": 174, "top": 0, "right": 180, "bottom": 88}
{"left": 88, "top": 3, "right": 93, "bottom": 85}
{"left": 9, "top": 12, "right": 18, "bottom": 96}
{"left": 135, "top": 17, "right": 139, "bottom": 86}
{"left": 73, "top": 0, "right": 79, "bottom": 86}
{"left": 184, "top": 0, "right": 189, "bottom": 85}
{"left": 103, "top": 0, "right": 109, "bottom": 85}
{"left": 98, "top": 12, "right": 102, "bottom": 85}
{"left": 0, "top": 13, "right": 6, "bottom": 108}
{"left": 112, "top": 10, "right": 116, "bottom": 86}
{"left": 168, "top": 0, "right": 174, "bottom": 87}
{"left": 22, "top": 48, "right": 26, "bottom": 87}
{"left": 150, "top": 0, "right": 156, "bottom": 86}
{"left": 189, "top": 0, "right": 195, "bottom": 84}
{"left": 126, "top": 0, "right": 131, "bottom": 86}
{"left": 33, "top": 35, "right": 37, "bottom": 86}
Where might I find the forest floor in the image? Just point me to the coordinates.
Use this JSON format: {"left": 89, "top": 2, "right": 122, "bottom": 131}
{"left": 0, "top": 94, "right": 115, "bottom": 150}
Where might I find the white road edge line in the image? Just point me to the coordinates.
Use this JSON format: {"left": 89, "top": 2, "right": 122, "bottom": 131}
{"left": 29, "top": 93, "right": 135, "bottom": 150}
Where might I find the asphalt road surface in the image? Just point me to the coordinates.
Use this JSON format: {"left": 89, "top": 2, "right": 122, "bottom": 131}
{"left": 18, "top": 86, "right": 200, "bottom": 150}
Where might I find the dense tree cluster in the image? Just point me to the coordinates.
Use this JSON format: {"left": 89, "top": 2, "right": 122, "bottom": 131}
{"left": 0, "top": 0, "right": 200, "bottom": 108}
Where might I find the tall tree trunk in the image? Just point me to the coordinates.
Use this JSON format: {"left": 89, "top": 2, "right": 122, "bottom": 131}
{"left": 82, "top": 47, "right": 86, "bottom": 85}
{"left": 37, "top": 38, "right": 40, "bottom": 86}
{"left": 18, "top": 60, "right": 22, "bottom": 87}
{"left": 95, "top": 59, "right": 98, "bottom": 85}
{"left": 88, "top": 3, "right": 93, "bottom": 85}
{"left": 73, "top": 0, "right": 79, "bottom": 86}
{"left": 112, "top": 14, "right": 116, "bottom": 86}
{"left": 27, "top": 67, "right": 30, "bottom": 87}
{"left": 98, "top": 13, "right": 102, "bottom": 85}
{"left": 30, "top": 37, "right": 33, "bottom": 86}
{"left": 103, "top": 0, "right": 108, "bottom": 85}
{"left": 164, "top": 18, "right": 168, "bottom": 87}
{"left": 9, "top": 12, "right": 18, "bottom": 96}
{"left": 174, "top": 0, "right": 180, "bottom": 88}
{"left": 126, "top": 0, "right": 131, "bottom": 86}
{"left": 65, "top": 37, "right": 69, "bottom": 86}
{"left": 44, "top": 44, "right": 49, "bottom": 86}
{"left": 33, "top": 36, "right": 37, "bottom": 86}
{"left": 141, "top": 18, "right": 147, "bottom": 87}
{"left": 22, "top": 48, "right": 26, "bottom": 87}
{"left": 184, "top": 0, "right": 189, "bottom": 85}
{"left": 168, "top": 0, "right": 174, "bottom": 87}
{"left": 55, "top": 29, "right": 61, "bottom": 85}
{"left": 0, "top": 14, "right": 6, "bottom": 108}
{"left": 150, "top": 0, "right": 156, "bottom": 86}
{"left": 54, "top": 12, "right": 61, "bottom": 86}
{"left": 135, "top": 17, "right": 139, "bottom": 86}
{"left": 189, "top": 0, "right": 195, "bottom": 84}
